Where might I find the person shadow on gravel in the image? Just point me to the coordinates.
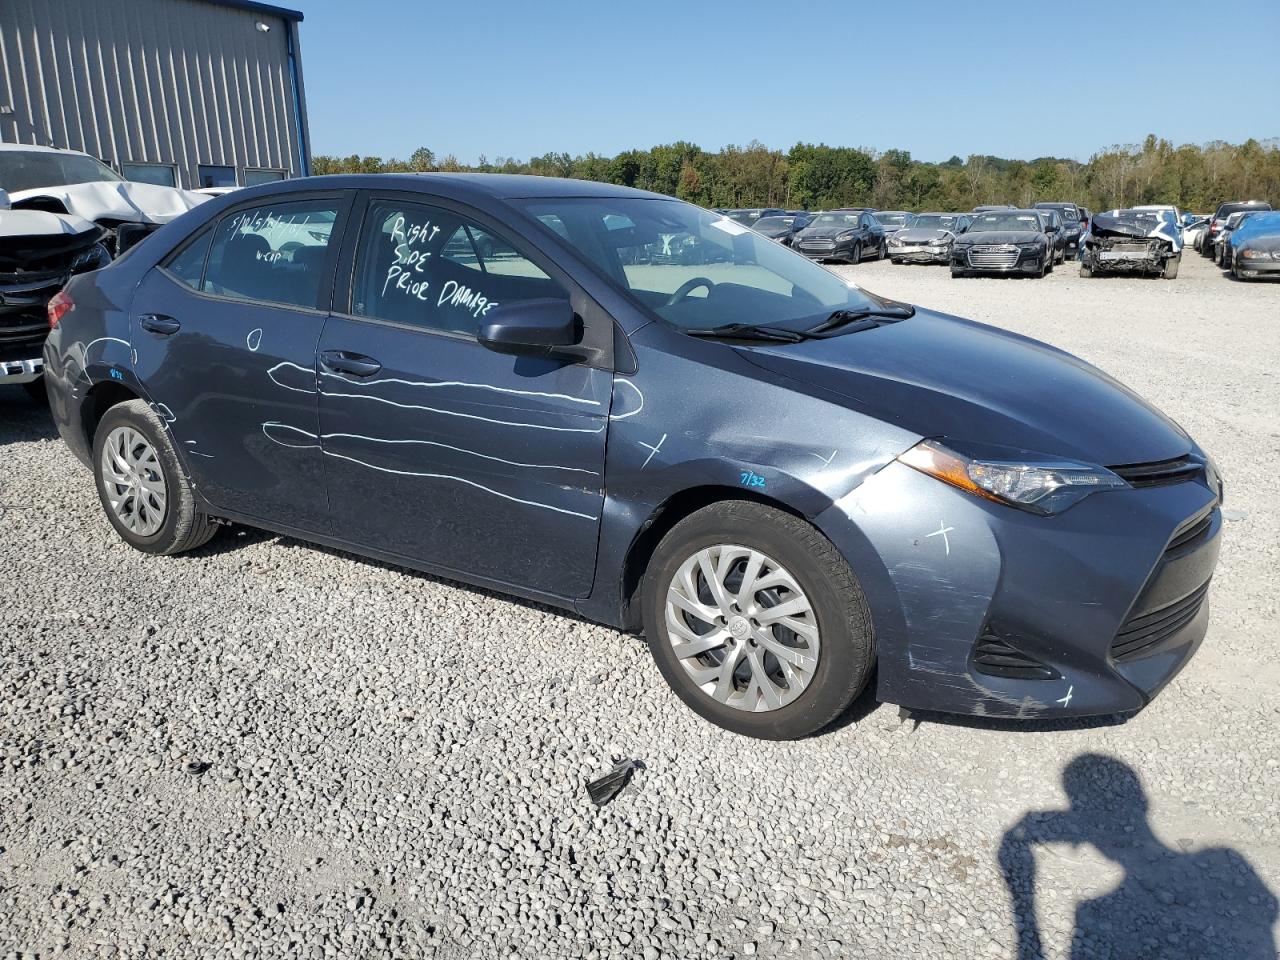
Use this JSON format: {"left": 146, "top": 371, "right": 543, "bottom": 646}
{"left": 998, "top": 753, "right": 1278, "bottom": 959}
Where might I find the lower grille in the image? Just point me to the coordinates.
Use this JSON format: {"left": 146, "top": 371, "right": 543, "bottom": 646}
{"left": 972, "top": 627, "right": 1061, "bottom": 681}
{"left": 967, "top": 246, "right": 1020, "bottom": 269}
{"left": 1168, "top": 509, "right": 1214, "bottom": 552}
{"left": 1111, "top": 581, "right": 1211, "bottom": 662}
{"left": 1109, "top": 455, "right": 1201, "bottom": 488}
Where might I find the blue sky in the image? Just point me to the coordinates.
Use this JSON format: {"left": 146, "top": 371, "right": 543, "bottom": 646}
{"left": 293, "top": 0, "right": 1279, "bottom": 164}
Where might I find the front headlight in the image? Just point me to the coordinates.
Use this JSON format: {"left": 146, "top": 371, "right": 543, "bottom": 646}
{"left": 1240, "top": 248, "right": 1270, "bottom": 259}
{"left": 889, "top": 236, "right": 903, "bottom": 246}
{"left": 1017, "top": 241, "right": 1043, "bottom": 250}
{"left": 71, "top": 242, "right": 112, "bottom": 272}
{"left": 898, "top": 439, "right": 1128, "bottom": 515}
{"left": 836, "top": 231, "right": 856, "bottom": 241}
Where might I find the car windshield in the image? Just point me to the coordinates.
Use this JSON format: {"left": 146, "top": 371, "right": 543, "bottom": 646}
{"left": 810, "top": 213, "right": 861, "bottom": 228}
{"left": 970, "top": 213, "right": 1042, "bottom": 232}
{"left": 873, "top": 213, "right": 908, "bottom": 225}
{"left": 753, "top": 217, "right": 793, "bottom": 229}
{"left": 0, "top": 150, "right": 123, "bottom": 193}
{"left": 1217, "top": 202, "right": 1272, "bottom": 218}
{"left": 519, "top": 197, "right": 878, "bottom": 331}
{"left": 908, "top": 215, "right": 958, "bottom": 231}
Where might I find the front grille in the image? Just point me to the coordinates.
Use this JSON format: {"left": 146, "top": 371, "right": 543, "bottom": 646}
{"left": 1168, "top": 509, "right": 1214, "bottom": 552}
{"left": 972, "top": 627, "right": 1061, "bottom": 681}
{"left": 1109, "top": 455, "right": 1201, "bottom": 488}
{"left": 1111, "top": 581, "right": 1211, "bottom": 662}
{"left": 800, "top": 240, "right": 836, "bottom": 250}
{"left": 967, "top": 245, "right": 1020, "bottom": 269}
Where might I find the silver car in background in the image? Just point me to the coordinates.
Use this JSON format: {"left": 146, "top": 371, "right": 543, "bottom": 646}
{"left": 888, "top": 212, "right": 972, "bottom": 264}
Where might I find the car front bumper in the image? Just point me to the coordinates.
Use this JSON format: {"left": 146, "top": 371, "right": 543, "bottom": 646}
{"left": 890, "top": 244, "right": 951, "bottom": 263}
{"left": 796, "top": 240, "right": 856, "bottom": 261}
{"left": 0, "top": 355, "right": 44, "bottom": 385}
{"left": 952, "top": 248, "right": 1044, "bottom": 274}
{"left": 1234, "top": 255, "right": 1280, "bottom": 277}
{"left": 815, "top": 457, "right": 1221, "bottom": 720}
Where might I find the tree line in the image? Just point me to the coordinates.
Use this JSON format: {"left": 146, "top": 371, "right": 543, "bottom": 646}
{"left": 312, "top": 135, "right": 1280, "bottom": 214}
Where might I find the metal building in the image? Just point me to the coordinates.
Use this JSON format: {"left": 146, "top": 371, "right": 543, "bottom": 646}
{"left": 0, "top": 0, "right": 310, "bottom": 190}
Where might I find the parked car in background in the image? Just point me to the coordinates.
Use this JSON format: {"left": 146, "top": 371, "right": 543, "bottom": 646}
{"left": 952, "top": 210, "right": 1053, "bottom": 277}
{"left": 871, "top": 210, "right": 911, "bottom": 237}
{"left": 1033, "top": 202, "right": 1084, "bottom": 253}
{"left": 1183, "top": 216, "right": 1210, "bottom": 251}
{"left": 0, "top": 143, "right": 207, "bottom": 397}
{"left": 42, "top": 173, "right": 1224, "bottom": 738}
{"left": 793, "top": 209, "right": 887, "bottom": 263}
{"left": 751, "top": 214, "right": 811, "bottom": 246}
{"left": 1227, "top": 211, "right": 1280, "bottom": 281}
{"left": 726, "top": 208, "right": 784, "bottom": 226}
{"left": 888, "top": 213, "right": 971, "bottom": 264}
{"left": 1032, "top": 208, "right": 1067, "bottom": 264}
{"left": 1079, "top": 209, "right": 1182, "bottom": 279}
{"left": 1213, "top": 211, "right": 1265, "bottom": 269}
{"left": 1204, "top": 200, "right": 1272, "bottom": 257}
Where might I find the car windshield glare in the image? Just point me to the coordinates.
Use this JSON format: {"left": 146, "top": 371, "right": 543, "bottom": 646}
{"left": 874, "top": 213, "right": 908, "bottom": 225}
{"left": 0, "top": 150, "right": 123, "bottom": 193}
{"left": 753, "top": 217, "right": 793, "bottom": 228}
{"left": 971, "top": 214, "right": 1042, "bottom": 232}
{"left": 519, "top": 197, "right": 878, "bottom": 331}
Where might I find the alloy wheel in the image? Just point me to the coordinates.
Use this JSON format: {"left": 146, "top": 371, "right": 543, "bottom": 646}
{"left": 100, "top": 426, "right": 168, "bottom": 536}
{"left": 664, "top": 544, "right": 821, "bottom": 712}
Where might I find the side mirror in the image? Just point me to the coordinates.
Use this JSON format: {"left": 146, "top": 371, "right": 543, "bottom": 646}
{"left": 478, "top": 298, "right": 578, "bottom": 357}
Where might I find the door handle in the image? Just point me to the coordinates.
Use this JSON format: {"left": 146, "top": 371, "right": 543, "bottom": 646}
{"left": 320, "top": 350, "right": 382, "bottom": 378}
{"left": 139, "top": 314, "right": 181, "bottom": 335}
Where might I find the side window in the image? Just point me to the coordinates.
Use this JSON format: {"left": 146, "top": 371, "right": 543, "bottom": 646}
{"left": 352, "top": 200, "right": 567, "bottom": 336}
{"left": 201, "top": 199, "right": 338, "bottom": 309}
{"left": 162, "top": 227, "right": 214, "bottom": 290}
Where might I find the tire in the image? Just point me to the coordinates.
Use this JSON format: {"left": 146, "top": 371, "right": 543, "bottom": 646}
{"left": 951, "top": 266, "right": 966, "bottom": 278}
{"left": 22, "top": 377, "right": 48, "bottom": 404}
{"left": 1162, "top": 256, "right": 1180, "bottom": 280}
{"left": 879, "top": 241, "right": 888, "bottom": 260}
{"left": 92, "top": 399, "right": 218, "bottom": 555}
{"left": 640, "top": 501, "right": 874, "bottom": 740}
{"left": 850, "top": 241, "right": 863, "bottom": 264}
{"left": 891, "top": 258, "right": 903, "bottom": 265}
{"left": 1079, "top": 263, "right": 1093, "bottom": 278}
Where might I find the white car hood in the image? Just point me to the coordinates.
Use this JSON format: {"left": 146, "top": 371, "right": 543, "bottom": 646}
{"left": 0, "top": 207, "right": 99, "bottom": 239}
{"left": 6, "top": 179, "right": 209, "bottom": 225}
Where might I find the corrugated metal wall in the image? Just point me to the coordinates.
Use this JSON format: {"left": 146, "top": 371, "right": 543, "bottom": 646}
{"left": 0, "top": 0, "right": 309, "bottom": 188}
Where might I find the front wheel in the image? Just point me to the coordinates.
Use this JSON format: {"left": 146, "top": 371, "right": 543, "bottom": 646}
{"left": 1079, "top": 263, "right": 1093, "bottom": 278}
{"left": 849, "top": 241, "right": 863, "bottom": 264}
{"left": 641, "top": 502, "right": 874, "bottom": 740}
{"left": 93, "top": 399, "right": 219, "bottom": 555}
{"left": 1162, "top": 256, "right": 1180, "bottom": 280}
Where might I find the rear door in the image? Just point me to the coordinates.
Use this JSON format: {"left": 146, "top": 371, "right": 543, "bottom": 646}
{"left": 129, "top": 192, "right": 349, "bottom": 531}
{"left": 316, "top": 193, "right": 611, "bottom": 598}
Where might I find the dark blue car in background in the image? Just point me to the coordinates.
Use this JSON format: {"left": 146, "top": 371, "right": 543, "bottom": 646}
{"left": 43, "top": 175, "right": 1224, "bottom": 739}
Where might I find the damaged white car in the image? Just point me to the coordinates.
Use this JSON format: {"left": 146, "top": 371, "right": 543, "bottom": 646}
{"left": 1, "top": 143, "right": 208, "bottom": 394}
{"left": 1079, "top": 208, "right": 1183, "bottom": 280}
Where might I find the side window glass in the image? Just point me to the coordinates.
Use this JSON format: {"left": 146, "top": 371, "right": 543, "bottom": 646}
{"left": 162, "top": 227, "right": 213, "bottom": 290}
{"left": 353, "top": 200, "right": 568, "bottom": 336}
{"left": 202, "top": 199, "right": 338, "bottom": 309}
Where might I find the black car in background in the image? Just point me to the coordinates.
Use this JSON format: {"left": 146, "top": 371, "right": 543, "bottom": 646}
{"left": 1034, "top": 201, "right": 1084, "bottom": 253}
{"left": 888, "top": 212, "right": 971, "bottom": 264}
{"left": 793, "top": 209, "right": 887, "bottom": 263}
{"left": 952, "top": 210, "right": 1053, "bottom": 278}
{"left": 1203, "top": 200, "right": 1272, "bottom": 258}
{"left": 1032, "top": 208, "right": 1067, "bottom": 264}
{"left": 751, "top": 214, "right": 811, "bottom": 246}
{"left": 726, "top": 208, "right": 785, "bottom": 226}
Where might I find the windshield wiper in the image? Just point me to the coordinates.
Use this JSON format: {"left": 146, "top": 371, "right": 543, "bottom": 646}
{"left": 807, "top": 304, "right": 915, "bottom": 335}
{"left": 683, "top": 322, "right": 810, "bottom": 343}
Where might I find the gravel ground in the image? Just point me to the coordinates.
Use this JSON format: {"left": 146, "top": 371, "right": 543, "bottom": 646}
{"left": 2, "top": 250, "right": 1278, "bottom": 958}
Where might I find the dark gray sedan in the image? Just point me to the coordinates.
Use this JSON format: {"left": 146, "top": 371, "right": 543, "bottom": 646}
{"left": 888, "top": 213, "right": 971, "bottom": 264}
{"left": 43, "top": 175, "right": 1222, "bottom": 739}
{"left": 952, "top": 210, "right": 1055, "bottom": 277}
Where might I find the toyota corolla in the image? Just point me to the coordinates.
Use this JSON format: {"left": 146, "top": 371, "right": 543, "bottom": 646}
{"left": 43, "top": 175, "right": 1223, "bottom": 739}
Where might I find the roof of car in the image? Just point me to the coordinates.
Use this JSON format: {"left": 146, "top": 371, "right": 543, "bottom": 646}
{"left": 0, "top": 143, "right": 91, "bottom": 155}
{"left": 300, "top": 173, "right": 672, "bottom": 201}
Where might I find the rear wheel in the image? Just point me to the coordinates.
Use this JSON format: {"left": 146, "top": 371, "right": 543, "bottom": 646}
{"left": 641, "top": 502, "right": 874, "bottom": 740}
{"left": 92, "top": 400, "right": 218, "bottom": 555}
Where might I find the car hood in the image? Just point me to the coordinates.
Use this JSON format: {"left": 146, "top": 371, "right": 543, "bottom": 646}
{"left": 737, "top": 308, "right": 1189, "bottom": 466}
{"left": 1090, "top": 213, "right": 1178, "bottom": 244}
{"left": 955, "top": 230, "right": 1041, "bottom": 245}
{"left": 6, "top": 179, "right": 209, "bottom": 224}
{"left": 796, "top": 226, "right": 853, "bottom": 239}
{"left": 0, "top": 207, "right": 99, "bottom": 239}
{"left": 895, "top": 227, "right": 953, "bottom": 243}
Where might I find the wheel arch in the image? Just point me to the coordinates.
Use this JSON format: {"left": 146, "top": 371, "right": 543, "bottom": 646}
{"left": 81, "top": 380, "right": 144, "bottom": 449}
{"left": 617, "top": 484, "right": 808, "bottom": 631}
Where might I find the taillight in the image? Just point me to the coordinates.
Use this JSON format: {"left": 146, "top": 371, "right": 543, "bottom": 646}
{"left": 47, "top": 289, "right": 74, "bottom": 327}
